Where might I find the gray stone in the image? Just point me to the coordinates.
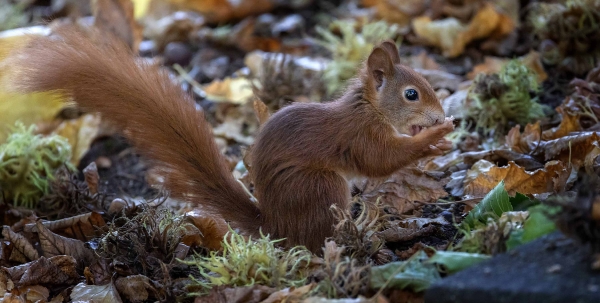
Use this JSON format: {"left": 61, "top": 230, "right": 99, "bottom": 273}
{"left": 425, "top": 232, "right": 600, "bottom": 303}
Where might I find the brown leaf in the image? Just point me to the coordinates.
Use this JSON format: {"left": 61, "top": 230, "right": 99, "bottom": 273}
{"left": 260, "top": 283, "right": 315, "bottom": 303}
{"left": 35, "top": 221, "right": 96, "bottom": 266}
{"left": 1, "top": 227, "right": 38, "bottom": 263}
{"left": 3, "top": 255, "right": 79, "bottom": 287}
{"left": 467, "top": 52, "right": 547, "bottom": 82}
{"left": 24, "top": 212, "right": 106, "bottom": 241}
{"left": 93, "top": 0, "right": 142, "bottom": 52}
{"left": 539, "top": 132, "right": 600, "bottom": 174}
{"left": 505, "top": 122, "right": 542, "bottom": 154}
{"left": 52, "top": 113, "right": 102, "bottom": 166}
{"left": 412, "top": 3, "right": 512, "bottom": 58}
{"left": 464, "top": 160, "right": 569, "bottom": 196}
{"left": 460, "top": 150, "right": 544, "bottom": 170}
{"left": 253, "top": 98, "right": 270, "bottom": 126}
{"left": 83, "top": 162, "right": 100, "bottom": 195}
{"left": 18, "top": 285, "right": 49, "bottom": 302}
{"left": 70, "top": 281, "right": 123, "bottom": 303}
{"left": 170, "top": 0, "right": 275, "bottom": 23}
{"left": 194, "top": 285, "right": 276, "bottom": 303}
{"left": 373, "top": 0, "right": 428, "bottom": 26}
{"left": 541, "top": 106, "right": 583, "bottom": 140}
{"left": 359, "top": 166, "right": 448, "bottom": 214}
{"left": 114, "top": 275, "right": 161, "bottom": 302}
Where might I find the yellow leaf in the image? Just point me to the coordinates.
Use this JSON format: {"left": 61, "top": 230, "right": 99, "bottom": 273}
{"left": 0, "top": 91, "right": 66, "bottom": 143}
{"left": 52, "top": 113, "right": 102, "bottom": 166}
{"left": 203, "top": 77, "right": 254, "bottom": 104}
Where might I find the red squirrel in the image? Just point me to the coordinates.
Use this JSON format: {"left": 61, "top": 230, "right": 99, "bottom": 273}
{"left": 9, "top": 26, "right": 454, "bottom": 253}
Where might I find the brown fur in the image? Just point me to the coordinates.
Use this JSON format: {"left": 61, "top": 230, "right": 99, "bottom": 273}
{"left": 8, "top": 26, "right": 454, "bottom": 253}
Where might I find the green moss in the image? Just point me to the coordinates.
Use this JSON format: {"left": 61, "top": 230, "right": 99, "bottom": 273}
{"left": 316, "top": 19, "right": 401, "bottom": 95}
{"left": 0, "top": 122, "right": 74, "bottom": 208}
{"left": 466, "top": 60, "right": 549, "bottom": 140}
{"left": 182, "top": 228, "right": 312, "bottom": 295}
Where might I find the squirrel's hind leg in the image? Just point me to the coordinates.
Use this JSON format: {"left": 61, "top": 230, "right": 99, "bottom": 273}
{"left": 259, "top": 169, "right": 350, "bottom": 254}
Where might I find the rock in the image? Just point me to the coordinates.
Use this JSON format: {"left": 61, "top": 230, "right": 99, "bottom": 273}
{"left": 425, "top": 232, "right": 600, "bottom": 303}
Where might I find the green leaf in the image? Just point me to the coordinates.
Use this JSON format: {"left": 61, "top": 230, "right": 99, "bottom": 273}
{"left": 506, "top": 204, "right": 558, "bottom": 250}
{"left": 522, "top": 204, "right": 558, "bottom": 242}
{"left": 510, "top": 192, "right": 537, "bottom": 211}
{"left": 463, "top": 181, "right": 512, "bottom": 228}
{"left": 370, "top": 251, "right": 440, "bottom": 292}
{"left": 426, "top": 251, "right": 490, "bottom": 274}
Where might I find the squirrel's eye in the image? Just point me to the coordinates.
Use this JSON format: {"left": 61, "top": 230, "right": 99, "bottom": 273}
{"left": 404, "top": 89, "right": 418, "bottom": 101}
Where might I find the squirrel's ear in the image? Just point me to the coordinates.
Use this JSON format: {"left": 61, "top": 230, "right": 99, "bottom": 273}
{"left": 379, "top": 40, "right": 400, "bottom": 65}
{"left": 367, "top": 47, "right": 394, "bottom": 90}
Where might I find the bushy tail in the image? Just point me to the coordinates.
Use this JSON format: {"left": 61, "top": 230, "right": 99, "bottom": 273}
{"left": 8, "top": 26, "right": 262, "bottom": 232}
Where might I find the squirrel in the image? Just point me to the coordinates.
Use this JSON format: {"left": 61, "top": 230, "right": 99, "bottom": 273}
{"left": 8, "top": 26, "right": 454, "bottom": 253}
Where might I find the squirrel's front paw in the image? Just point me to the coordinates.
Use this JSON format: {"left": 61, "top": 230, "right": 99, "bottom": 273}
{"left": 417, "top": 117, "right": 455, "bottom": 141}
{"left": 435, "top": 138, "right": 453, "bottom": 151}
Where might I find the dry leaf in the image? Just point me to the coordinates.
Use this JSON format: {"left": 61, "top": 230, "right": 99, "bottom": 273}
{"left": 25, "top": 212, "right": 106, "bottom": 241}
{"left": 373, "top": 0, "right": 428, "bottom": 26}
{"left": 464, "top": 160, "right": 569, "bottom": 196}
{"left": 261, "top": 283, "right": 316, "bottom": 303}
{"left": 142, "top": 11, "right": 204, "bottom": 51}
{"left": 541, "top": 106, "right": 582, "bottom": 140}
{"left": 203, "top": 77, "right": 254, "bottom": 104}
{"left": 35, "top": 221, "right": 96, "bottom": 266}
{"left": 52, "top": 113, "right": 102, "bottom": 166}
{"left": 70, "top": 282, "right": 123, "bottom": 303}
{"left": 539, "top": 132, "right": 600, "bottom": 174}
{"left": 253, "top": 98, "right": 270, "bottom": 126}
{"left": 83, "top": 162, "right": 100, "bottom": 194}
{"left": 412, "top": 3, "right": 511, "bottom": 58}
{"left": 114, "top": 275, "right": 159, "bottom": 302}
{"left": 169, "top": 0, "right": 275, "bottom": 23}
{"left": 4, "top": 256, "right": 79, "bottom": 287}
{"left": 194, "top": 285, "right": 276, "bottom": 303}
{"left": 505, "top": 122, "right": 542, "bottom": 154}
{"left": 359, "top": 166, "right": 448, "bottom": 213}
{"left": 93, "top": 0, "right": 143, "bottom": 52}
{"left": 21, "top": 285, "right": 49, "bottom": 302}
{"left": 467, "top": 52, "right": 547, "bottom": 82}
{"left": 1, "top": 227, "right": 38, "bottom": 263}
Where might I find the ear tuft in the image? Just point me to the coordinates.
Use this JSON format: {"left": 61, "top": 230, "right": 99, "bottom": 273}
{"left": 367, "top": 47, "right": 394, "bottom": 90}
{"left": 379, "top": 40, "right": 401, "bottom": 65}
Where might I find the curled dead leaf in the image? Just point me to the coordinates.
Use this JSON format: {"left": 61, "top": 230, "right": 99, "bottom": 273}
{"left": 1, "top": 227, "right": 38, "bottom": 263}
{"left": 541, "top": 106, "right": 582, "bottom": 140}
{"left": 70, "top": 281, "right": 123, "bottom": 303}
{"left": 114, "top": 275, "right": 161, "bottom": 302}
{"left": 52, "top": 113, "right": 102, "bottom": 166}
{"left": 3, "top": 255, "right": 79, "bottom": 287}
{"left": 505, "top": 122, "right": 542, "bottom": 154}
{"left": 83, "top": 162, "right": 99, "bottom": 195}
{"left": 464, "top": 160, "right": 569, "bottom": 196}
{"left": 467, "top": 51, "right": 547, "bottom": 82}
{"left": 412, "top": 3, "right": 512, "bottom": 58}
{"left": 358, "top": 166, "right": 448, "bottom": 214}
{"left": 195, "top": 285, "right": 276, "bottom": 303}
{"left": 24, "top": 212, "right": 106, "bottom": 241}
{"left": 35, "top": 221, "right": 96, "bottom": 266}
